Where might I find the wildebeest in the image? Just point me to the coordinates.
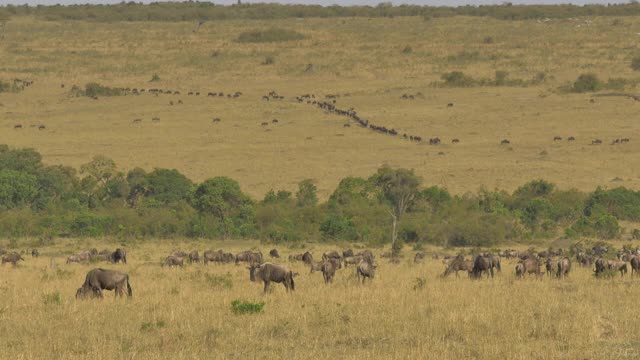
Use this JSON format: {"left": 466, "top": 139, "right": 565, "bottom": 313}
{"left": 269, "top": 249, "right": 280, "bottom": 258}
{"left": 1, "top": 252, "right": 24, "bottom": 266}
{"left": 111, "top": 248, "right": 127, "bottom": 264}
{"left": 356, "top": 257, "right": 376, "bottom": 283}
{"left": 443, "top": 256, "right": 473, "bottom": 278}
{"left": 309, "top": 261, "right": 323, "bottom": 274}
{"left": 172, "top": 251, "right": 188, "bottom": 258}
{"left": 500, "top": 139, "right": 510, "bottom": 145}
{"left": 344, "top": 255, "right": 363, "bottom": 267}
{"left": 556, "top": 257, "right": 571, "bottom": 278}
{"left": 75, "top": 268, "right": 132, "bottom": 299}
{"left": 235, "top": 251, "right": 263, "bottom": 265}
{"left": 203, "top": 250, "right": 234, "bottom": 264}
{"left": 321, "top": 261, "right": 336, "bottom": 284}
{"left": 545, "top": 258, "right": 558, "bottom": 277}
{"left": 162, "top": 255, "right": 184, "bottom": 267}
{"left": 188, "top": 250, "right": 200, "bottom": 263}
{"left": 471, "top": 255, "right": 494, "bottom": 279}
{"left": 356, "top": 250, "right": 374, "bottom": 262}
{"left": 606, "top": 260, "right": 627, "bottom": 276}
{"left": 66, "top": 255, "right": 83, "bottom": 264}
{"left": 343, "top": 249, "right": 354, "bottom": 258}
{"left": 516, "top": 258, "right": 543, "bottom": 278}
{"left": 248, "top": 262, "right": 295, "bottom": 293}
{"left": 631, "top": 255, "right": 640, "bottom": 276}
{"left": 289, "top": 251, "right": 313, "bottom": 265}
{"left": 322, "top": 251, "right": 341, "bottom": 261}
{"left": 31, "top": 249, "right": 39, "bottom": 257}
{"left": 414, "top": 252, "right": 427, "bottom": 263}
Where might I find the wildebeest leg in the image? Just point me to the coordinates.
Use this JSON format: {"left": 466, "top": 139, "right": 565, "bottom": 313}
{"left": 263, "top": 281, "right": 270, "bottom": 294}
{"left": 490, "top": 267, "right": 494, "bottom": 278}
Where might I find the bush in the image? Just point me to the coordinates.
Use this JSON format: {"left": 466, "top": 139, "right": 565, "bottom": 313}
{"left": 571, "top": 73, "right": 602, "bottom": 93}
{"left": 631, "top": 56, "right": 640, "bottom": 71}
{"left": 236, "top": 28, "right": 306, "bottom": 43}
{"left": 440, "top": 71, "right": 476, "bottom": 87}
{"left": 231, "top": 300, "right": 265, "bottom": 315}
{"left": 150, "top": 73, "right": 160, "bottom": 82}
{"left": 42, "top": 291, "right": 62, "bottom": 305}
{"left": 81, "top": 82, "right": 124, "bottom": 97}
{"left": 402, "top": 45, "right": 413, "bottom": 54}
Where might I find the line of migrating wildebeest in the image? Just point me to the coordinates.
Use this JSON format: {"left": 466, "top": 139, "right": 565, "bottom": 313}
{"left": 3, "top": 243, "right": 640, "bottom": 300}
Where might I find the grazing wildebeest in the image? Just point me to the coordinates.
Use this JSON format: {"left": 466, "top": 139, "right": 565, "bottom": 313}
{"left": 322, "top": 250, "right": 341, "bottom": 262}
{"left": 75, "top": 268, "right": 132, "bottom": 299}
{"left": 568, "top": 136, "right": 575, "bottom": 141}
{"left": 248, "top": 262, "right": 295, "bottom": 294}
{"left": 343, "top": 249, "right": 354, "bottom": 258}
{"left": 66, "top": 255, "right": 83, "bottom": 264}
{"left": 517, "top": 258, "right": 543, "bottom": 278}
{"left": 162, "top": 255, "right": 184, "bottom": 267}
{"left": 14, "top": 124, "right": 22, "bottom": 129}
{"left": 326, "top": 257, "right": 342, "bottom": 270}
{"left": 2, "top": 252, "right": 24, "bottom": 266}
{"left": 452, "top": 138, "right": 460, "bottom": 143}
{"left": 188, "top": 250, "right": 200, "bottom": 263}
{"left": 321, "top": 261, "right": 336, "bottom": 284}
{"left": 356, "top": 257, "right": 376, "bottom": 283}
{"left": 515, "top": 262, "right": 525, "bottom": 277}
{"left": 235, "top": 251, "right": 263, "bottom": 265}
{"left": 607, "top": 260, "right": 627, "bottom": 276}
{"left": 545, "top": 257, "right": 558, "bottom": 277}
{"left": 500, "top": 139, "right": 510, "bottom": 145}
{"left": 31, "top": 249, "right": 39, "bottom": 257}
{"left": 592, "top": 139, "right": 602, "bottom": 145}
{"left": 471, "top": 255, "right": 494, "bottom": 279}
{"left": 594, "top": 258, "right": 607, "bottom": 276}
{"left": 556, "top": 257, "right": 571, "bottom": 278}
{"left": 111, "top": 248, "right": 127, "bottom": 264}
{"left": 203, "top": 250, "right": 231, "bottom": 264}
{"left": 414, "top": 252, "right": 427, "bottom": 263}
{"left": 344, "top": 255, "right": 363, "bottom": 267}
{"left": 289, "top": 251, "right": 313, "bottom": 265}
{"left": 269, "top": 249, "right": 280, "bottom": 258}
{"left": 553, "top": 136, "right": 562, "bottom": 141}
{"left": 576, "top": 252, "right": 594, "bottom": 267}
{"left": 443, "top": 257, "right": 473, "bottom": 278}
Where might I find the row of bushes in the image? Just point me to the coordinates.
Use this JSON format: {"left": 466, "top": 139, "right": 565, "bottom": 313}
{"left": 0, "top": 145, "right": 639, "bottom": 246}
{"left": 2, "top": 3, "right": 640, "bottom": 22}
{"left": 436, "top": 70, "right": 547, "bottom": 88}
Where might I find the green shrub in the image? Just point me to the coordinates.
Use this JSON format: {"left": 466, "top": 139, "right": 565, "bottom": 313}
{"left": 440, "top": 71, "right": 476, "bottom": 87}
{"left": 81, "top": 82, "right": 124, "bottom": 97}
{"left": 402, "top": 45, "right": 413, "bottom": 54}
{"left": 205, "top": 273, "right": 233, "bottom": 289}
{"left": 237, "top": 28, "right": 305, "bottom": 43}
{"left": 571, "top": 73, "right": 602, "bottom": 93}
{"left": 231, "top": 300, "right": 265, "bottom": 315}
{"left": 42, "top": 291, "right": 62, "bottom": 305}
{"left": 150, "top": 73, "right": 160, "bottom": 82}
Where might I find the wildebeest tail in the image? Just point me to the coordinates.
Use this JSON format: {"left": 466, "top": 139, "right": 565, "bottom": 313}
{"left": 126, "top": 275, "right": 133, "bottom": 297}
{"left": 289, "top": 271, "right": 295, "bottom": 291}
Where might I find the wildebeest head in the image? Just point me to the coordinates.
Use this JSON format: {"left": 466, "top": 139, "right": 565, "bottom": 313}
{"left": 75, "top": 286, "right": 97, "bottom": 299}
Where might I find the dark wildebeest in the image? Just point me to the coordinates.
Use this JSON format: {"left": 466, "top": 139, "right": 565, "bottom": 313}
{"left": 556, "top": 257, "right": 571, "bottom": 278}
{"left": 443, "top": 257, "right": 473, "bottom": 278}
{"left": 235, "top": 251, "right": 263, "bottom": 265}
{"left": 290, "top": 251, "right": 313, "bottom": 264}
{"left": 111, "top": 248, "right": 127, "bottom": 264}
{"left": 414, "top": 252, "right": 427, "bottom": 263}
{"left": 269, "top": 249, "right": 280, "bottom": 258}
{"left": 343, "top": 249, "right": 354, "bottom": 258}
{"left": 2, "top": 252, "right": 24, "bottom": 266}
{"left": 592, "top": 245, "right": 608, "bottom": 256}
{"left": 162, "top": 255, "right": 184, "bottom": 267}
{"left": 356, "top": 257, "right": 377, "bottom": 283}
{"left": 545, "top": 258, "right": 558, "bottom": 277}
{"left": 31, "top": 249, "right": 39, "bottom": 257}
{"left": 517, "top": 258, "right": 543, "bottom": 278}
{"left": 631, "top": 255, "right": 640, "bottom": 276}
{"left": 322, "top": 251, "right": 341, "bottom": 261}
{"left": 203, "top": 250, "right": 224, "bottom": 264}
{"left": 576, "top": 252, "right": 594, "bottom": 267}
{"left": 471, "top": 255, "right": 494, "bottom": 279}
{"left": 172, "top": 251, "right": 188, "bottom": 258}
{"left": 248, "top": 262, "right": 295, "bottom": 294}
{"left": 75, "top": 268, "right": 132, "bottom": 299}
{"left": 594, "top": 258, "right": 607, "bottom": 276}
{"left": 321, "top": 261, "right": 336, "bottom": 284}
{"left": 356, "top": 250, "right": 374, "bottom": 262}
{"left": 189, "top": 250, "right": 200, "bottom": 264}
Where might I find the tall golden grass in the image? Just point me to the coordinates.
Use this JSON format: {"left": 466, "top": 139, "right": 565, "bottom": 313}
{"left": 2, "top": 240, "right": 640, "bottom": 358}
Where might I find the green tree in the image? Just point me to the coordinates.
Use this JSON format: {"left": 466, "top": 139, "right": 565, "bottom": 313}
{"left": 145, "top": 168, "right": 193, "bottom": 205}
{"left": 0, "top": 169, "right": 38, "bottom": 209}
{"left": 296, "top": 179, "right": 317, "bottom": 207}
{"left": 80, "top": 155, "right": 117, "bottom": 186}
{"left": 371, "top": 166, "right": 421, "bottom": 256}
{"left": 192, "top": 177, "right": 254, "bottom": 237}
{"left": 0, "top": 147, "right": 43, "bottom": 174}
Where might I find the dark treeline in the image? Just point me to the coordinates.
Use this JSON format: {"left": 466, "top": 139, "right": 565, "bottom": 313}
{"left": 0, "top": 144, "right": 639, "bottom": 246}
{"left": 0, "top": 2, "right": 639, "bottom": 22}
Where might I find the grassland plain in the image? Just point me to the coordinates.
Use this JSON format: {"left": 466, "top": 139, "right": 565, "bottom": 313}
{"left": 0, "top": 16, "right": 639, "bottom": 199}
{"left": 0, "top": 239, "right": 640, "bottom": 359}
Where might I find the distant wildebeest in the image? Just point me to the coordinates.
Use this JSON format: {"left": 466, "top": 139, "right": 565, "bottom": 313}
{"left": 516, "top": 258, "right": 543, "bottom": 278}
{"left": 31, "top": 249, "right": 39, "bottom": 257}
{"left": 111, "top": 248, "right": 127, "bottom": 264}
{"left": 235, "top": 250, "right": 263, "bottom": 265}
{"left": 152, "top": 117, "right": 160, "bottom": 123}
{"left": 500, "top": 139, "right": 510, "bottom": 145}
{"left": 553, "top": 136, "right": 562, "bottom": 141}
{"left": 261, "top": 122, "right": 269, "bottom": 126}
{"left": 14, "top": 124, "right": 22, "bottom": 129}
{"left": 592, "top": 139, "right": 602, "bottom": 145}
{"left": 545, "top": 257, "right": 558, "bottom": 277}
{"left": 269, "top": 249, "right": 280, "bottom": 258}
{"left": 2, "top": 252, "right": 24, "bottom": 266}
{"left": 592, "top": 245, "right": 608, "bottom": 256}
{"left": 343, "top": 249, "right": 354, "bottom": 258}
{"left": 203, "top": 250, "right": 234, "bottom": 264}
{"left": 66, "top": 255, "right": 83, "bottom": 264}
{"left": 451, "top": 138, "right": 460, "bottom": 143}
{"left": 75, "top": 268, "right": 132, "bottom": 299}
{"left": 556, "top": 257, "right": 571, "bottom": 278}
{"left": 290, "top": 251, "right": 313, "bottom": 265}
{"left": 356, "top": 257, "right": 376, "bottom": 283}
{"left": 189, "top": 250, "right": 200, "bottom": 264}
{"left": 322, "top": 251, "right": 341, "bottom": 262}
{"left": 321, "top": 261, "right": 336, "bottom": 284}
{"left": 356, "top": 250, "right": 374, "bottom": 261}
{"left": 414, "top": 252, "right": 427, "bottom": 263}
{"left": 309, "top": 261, "right": 324, "bottom": 274}
{"left": 447, "top": 102, "right": 454, "bottom": 107}
{"left": 567, "top": 136, "right": 575, "bottom": 141}
{"left": 606, "top": 259, "right": 627, "bottom": 277}
{"left": 248, "top": 262, "right": 295, "bottom": 293}
{"left": 471, "top": 255, "right": 494, "bottom": 279}
{"left": 272, "top": 119, "right": 279, "bottom": 124}
{"left": 576, "top": 252, "right": 594, "bottom": 267}
{"left": 162, "top": 255, "right": 184, "bottom": 267}
{"left": 38, "top": 125, "right": 46, "bottom": 130}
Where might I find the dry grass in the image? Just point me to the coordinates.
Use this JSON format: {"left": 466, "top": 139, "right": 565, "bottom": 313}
{"left": 0, "top": 16, "right": 639, "bottom": 199}
{"left": 1, "top": 239, "right": 640, "bottom": 358}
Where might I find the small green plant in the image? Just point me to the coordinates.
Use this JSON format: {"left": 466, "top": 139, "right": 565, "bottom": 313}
{"left": 140, "top": 319, "right": 166, "bottom": 332}
{"left": 402, "top": 45, "right": 413, "bottom": 54}
{"left": 205, "top": 273, "right": 233, "bottom": 289}
{"left": 413, "top": 277, "right": 426, "bottom": 291}
{"left": 571, "top": 73, "right": 602, "bottom": 93}
{"left": 42, "top": 291, "right": 62, "bottom": 305}
{"left": 231, "top": 300, "right": 265, "bottom": 315}
{"left": 150, "top": 73, "right": 160, "bottom": 82}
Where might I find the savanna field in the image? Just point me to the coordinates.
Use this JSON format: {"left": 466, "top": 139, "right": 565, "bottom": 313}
{"left": 2, "top": 6, "right": 640, "bottom": 359}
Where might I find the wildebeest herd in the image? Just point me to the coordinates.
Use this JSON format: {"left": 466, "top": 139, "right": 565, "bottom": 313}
{"left": 3, "top": 242, "right": 640, "bottom": 300}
